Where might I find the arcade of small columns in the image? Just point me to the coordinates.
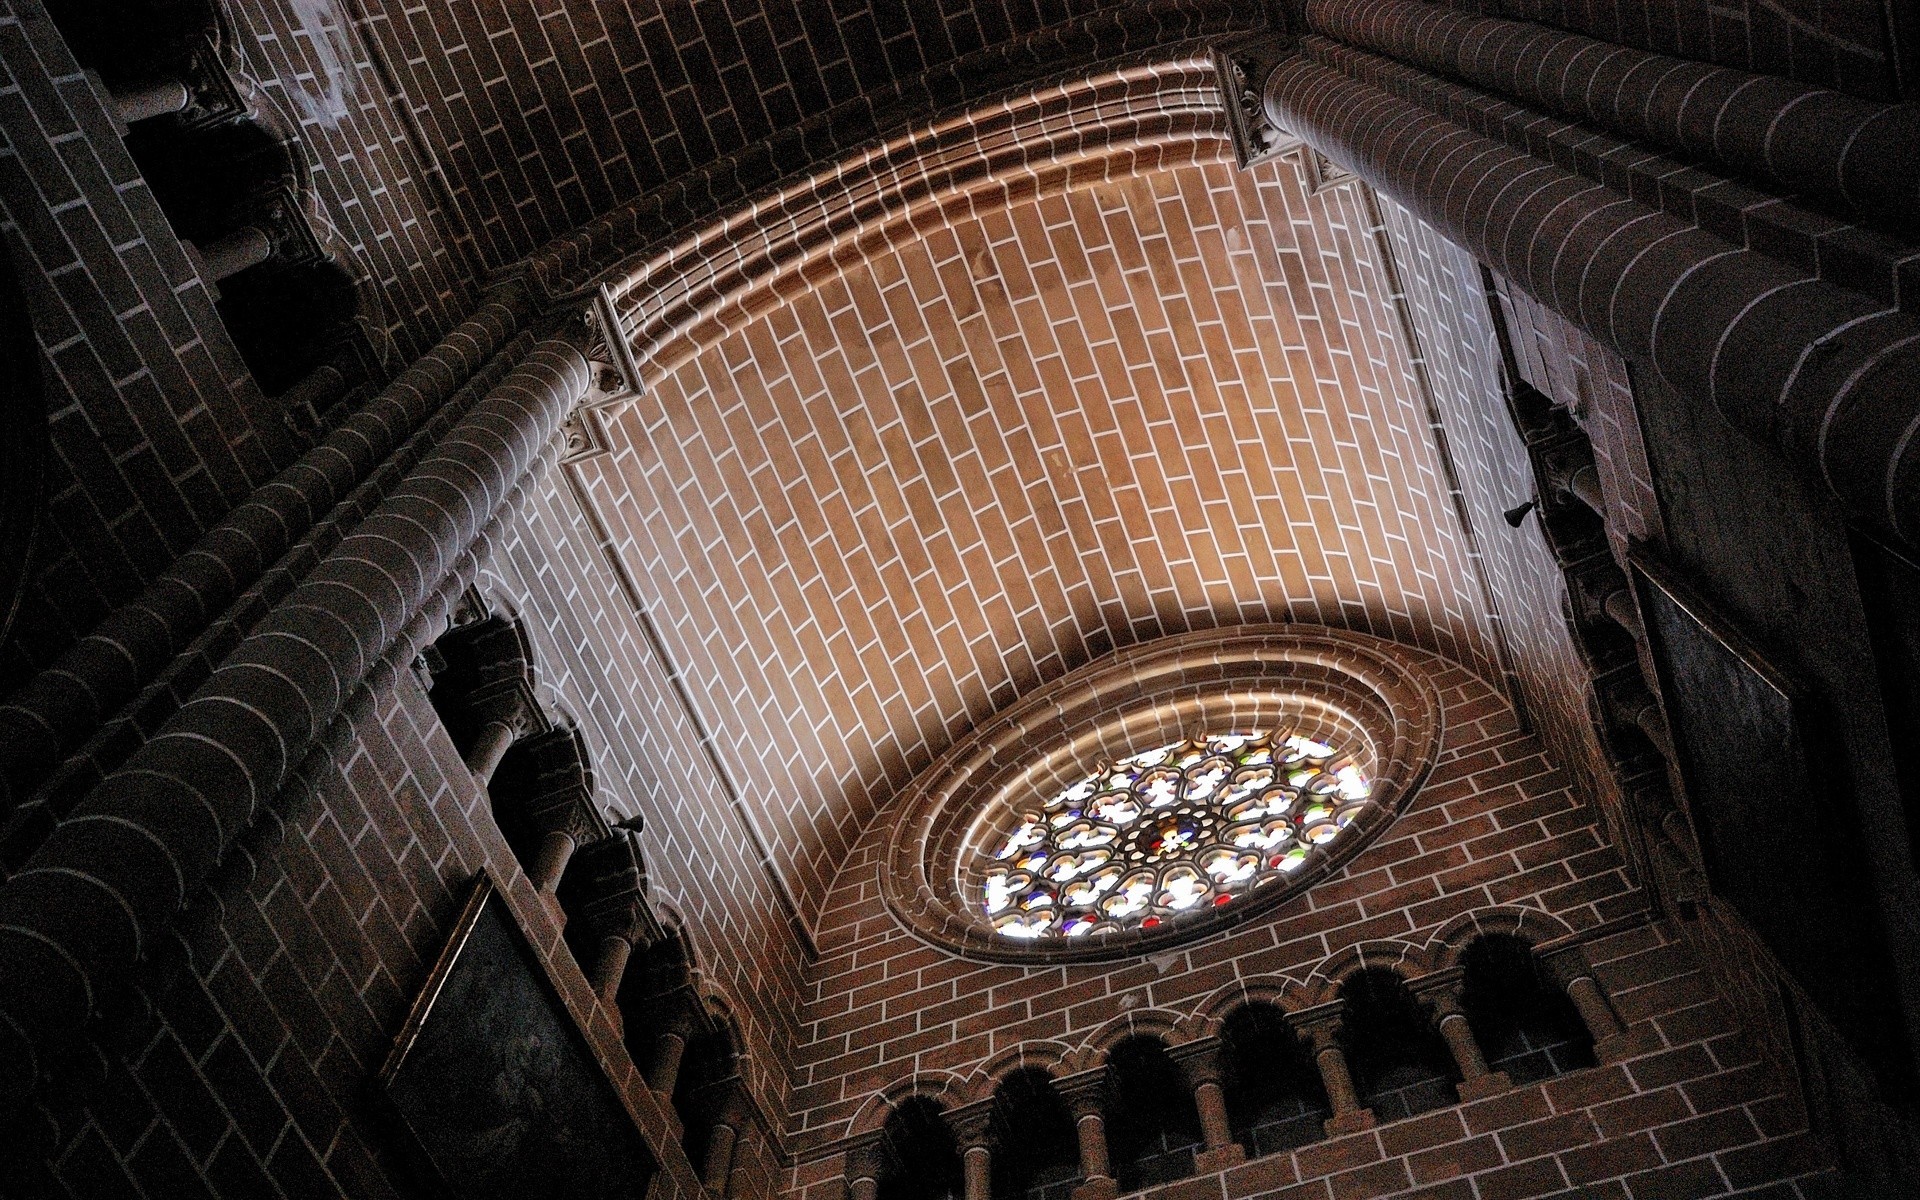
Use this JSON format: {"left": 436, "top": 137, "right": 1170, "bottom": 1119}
{"left": 424, "top": 609, "right": 757, "bottom": 1196}
{"left": 842, "top": 949, "right": 1628, "bottom": 1200}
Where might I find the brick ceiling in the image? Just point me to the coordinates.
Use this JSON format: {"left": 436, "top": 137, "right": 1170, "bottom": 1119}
{"left": 571, "top": 148, "right": 1500, "bottom": 927}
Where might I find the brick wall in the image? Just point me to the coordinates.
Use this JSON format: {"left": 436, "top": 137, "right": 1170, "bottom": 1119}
{"left": 344, "top": 0, "right": 1252, "bottom": 273}
{"left": 784, "top": 652, "right": 1833, "bottom": 1197}
{"left": 0, "top": 0, "right": 293, "bottom": 694}
{"left": 1373, "top": 200, "right": 1620, "bottom": 828}
{"left": 221, "top": 0, "right": 482, "bottom": 357}
{"left": 478, "top": 461, "right": 811, "bottom": 1125}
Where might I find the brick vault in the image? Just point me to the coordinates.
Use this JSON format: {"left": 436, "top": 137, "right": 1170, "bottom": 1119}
{"left": 1, "top": 2, "right": 1919, "bottom": 1199}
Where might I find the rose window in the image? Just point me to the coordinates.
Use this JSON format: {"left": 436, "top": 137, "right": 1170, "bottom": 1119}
{"left": 976, "top": 729, "right": 1374, "bottom": 941}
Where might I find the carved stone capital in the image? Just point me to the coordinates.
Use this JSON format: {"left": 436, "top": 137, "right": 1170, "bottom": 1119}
{"left": 945, "top": 1100, "right": 994, "bottom": 1149}
{"left": 573, "top": 829, "right": 664, "bottom": 948}
{"left": 1055, "top": 1070, "right": 1107, "bottom": 1120}
{"left": 1408, "top": 967, "right": 1467, "bottom": 1018}
{"left": 1285, "top": 999, "right": 1346, "bottom": 1050}
{"left": 1167, "top": 1039, "right": 1227, "bottom": 1090}
{"left": 1212, "top": 35, "right": 1298, "bottom": 169}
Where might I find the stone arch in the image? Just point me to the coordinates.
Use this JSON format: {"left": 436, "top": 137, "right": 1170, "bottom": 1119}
{"left": 850, "top": 1072, "right": 972, "bottom": 1136}
{"left": 1426, "top": 906, "right": 1577, "bottom": 970}
{"left": 961, "top": 1040, "right": 1079, "bottom": 1104}
{"left": 1304, "top": 940, "right": 1434, "bottom": 1005}
{"left": 1191, "top": 974, "right": 1316, "bottom": 1037}
{"left": 1080, "top": 1007, "right": 1193, "bottom": 1062}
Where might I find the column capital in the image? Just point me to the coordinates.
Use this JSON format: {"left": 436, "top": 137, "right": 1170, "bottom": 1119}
{"left": 1167, "top": 1039, "right": 1227, "bottom": 1090}
{"left": 843, "top": 1135, "right": 885, "bottom": 1184}
{"left": 1408, "top": 967, "right": 1467, "bottom": 1015}
{"left": 1285, "top": 998, "right": 1346, "bottom": 1050}
{"left": 946, "top": 1100, "right": 995, "bottom": 1149}
{"left": 1055, "top": 1070, "right": 1107, "bottom": 1120}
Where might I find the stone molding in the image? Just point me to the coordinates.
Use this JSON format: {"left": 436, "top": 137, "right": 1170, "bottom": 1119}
{"left": 878, "top": 625, "right": 1446, "bottom": 963}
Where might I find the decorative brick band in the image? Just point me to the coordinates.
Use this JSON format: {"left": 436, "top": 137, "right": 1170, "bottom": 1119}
{"left": 1303, "top": 0, "right": 1920, "bottom": 232}
{"left": 1265, "top": 48, "right": 1920, "bottom": 552}
{"left": 880, "top": 625, "right": 1444, "bottom": 963}
{"left": 0, "top": 318, "right": 593, "bottom": 1115}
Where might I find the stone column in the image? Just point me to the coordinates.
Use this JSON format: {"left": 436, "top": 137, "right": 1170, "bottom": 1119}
{"left": 1546, "top": 951, "right": 1629, "bottom": 1061}
{"left": 844, "top": 1139, "right": 883, "bottom": 1200}
{"left": 110, "top": 78, "right": 190, "bottom": 124}
{"left": 704, "top": 1093, "right": 750, "bottom": 1195}
{"left": 1414, "top": 971, "right": 1510, "bottom": 1101}
{"left": 191, "top": 225, "right": 272, "bottom": 282}
{"left": 651, "top": 1003, "right": 699, "bottom": 1099}
{"left": 1171, "top": 1043, "right": 1245, "bottom": 1172}
{"left": 1299, "top": 0, "right": 1920, "bottom": 231}
{"left": 592, "top": 934, "right": 635, "bottom": 1004}
{"left": 463, "top": 687, "right": 534, "bottom": 784}
{"left": 948, "top": 1106, "right": 994, "bottom": 1200}
{"left": 1290, "top": 1005, "right": 1373, "bottom": 1136}
{"left": 529, "top": 828, "right": 579, "bottom": 895}
{"left": 1059, "top": 1075, "right": 1117, "bottom": 1200}
{"left": 1261, "top": 50, "right": 1920, "bottom": 555}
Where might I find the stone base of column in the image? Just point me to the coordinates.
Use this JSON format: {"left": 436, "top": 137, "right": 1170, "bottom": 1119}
{"left": 1457, "top": 1072, "right": 1513, "bottom": 1102}
{"left": 1323, "top": 1109, "right": 1375, "bottom": 1137}
{"left": 1194, "top": 1145, "right": 1246, "bottom": 1173}
{"left": 1070, "top": 1177, "right": 1117, "bottom": 1200}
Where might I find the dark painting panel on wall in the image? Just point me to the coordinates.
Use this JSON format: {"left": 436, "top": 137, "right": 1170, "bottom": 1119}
{"left": 1632, "top": 553, "right": 1910, "bottom": 1088}
{"left": 381, "top": 874, "right": 656, "bottom": 1200}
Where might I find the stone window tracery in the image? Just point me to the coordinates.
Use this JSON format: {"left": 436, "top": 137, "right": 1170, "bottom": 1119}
{"left": 881, "top": 627, "right": 1446, "bottom": 962}
{"left": 977, "top": 731, "right": 1375, "bottom": 941}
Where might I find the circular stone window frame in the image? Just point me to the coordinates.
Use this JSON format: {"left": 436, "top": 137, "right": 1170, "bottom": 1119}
{"left": 880, "top": 626, "right": 1446, "bottom": 963}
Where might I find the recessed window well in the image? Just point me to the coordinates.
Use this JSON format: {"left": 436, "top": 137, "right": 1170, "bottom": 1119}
{"left": 881, "top": 627, "right": 1444, "bottom": 962}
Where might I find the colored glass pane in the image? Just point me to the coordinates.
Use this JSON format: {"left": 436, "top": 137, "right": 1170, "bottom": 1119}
{"left": 977, "top": 730, "right": 1373, "bottom": 941}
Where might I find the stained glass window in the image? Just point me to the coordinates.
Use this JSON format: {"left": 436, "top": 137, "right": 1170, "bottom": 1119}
{"left": 975, "top": 730, "right": 1373, "bottom": 941}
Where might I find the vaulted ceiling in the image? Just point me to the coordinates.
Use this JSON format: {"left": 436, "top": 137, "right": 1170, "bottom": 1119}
{"left": 568, "top": 80, "right": 1500, "bottom": 924}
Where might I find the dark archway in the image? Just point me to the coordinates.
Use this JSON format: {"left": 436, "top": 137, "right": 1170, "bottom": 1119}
{"left": 1339, "top": 969, "right": 1459, "bottom": 1123}
{"left": 987, "top": 1068, "right": 1078, "bottom": 1200}
{"left": 878, "top": 1097, "right": 965, "bottom": 1200}
{"left": 1219, "top": 1004, "right": 1330, "bottom": 1156}
{"left": 1460, "top": 936, "right": 1596, "bottom": 1084}
{"left": 1102, "top": 1038, "right": 1203, "bottom": 1190}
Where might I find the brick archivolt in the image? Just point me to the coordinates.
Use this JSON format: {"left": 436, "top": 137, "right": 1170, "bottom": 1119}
{"left": 592, "top": 57, "right": 1232, "bottom": 387}
{"left": 878, "top": 625, "right": 1444, "bottom": 963}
